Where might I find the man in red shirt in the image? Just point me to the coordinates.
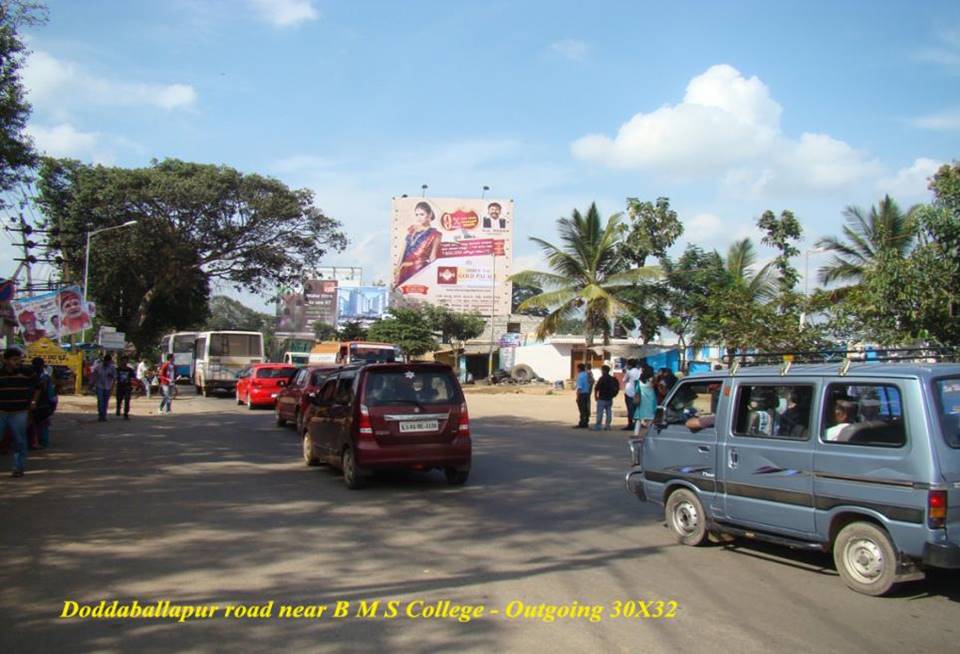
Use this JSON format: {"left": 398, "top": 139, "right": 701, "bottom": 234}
{"left": 158, "top": 353, "right": 176, "bottom": 414}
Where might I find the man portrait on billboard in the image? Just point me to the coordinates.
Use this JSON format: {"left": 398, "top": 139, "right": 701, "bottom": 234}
{"left": 395, "top": 201, "right": 442, "bottom": 287}
{"left": 482, "top": 202, "right": 507, "bottom": 229}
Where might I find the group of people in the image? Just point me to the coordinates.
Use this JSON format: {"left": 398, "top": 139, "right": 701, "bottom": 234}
{"left": 574, "top": 359, "right": 678, "bottom": 436}
{"left": 0, "top": 347, "right": 59, "bottom": 478}
{"left": 87, "top": 352, "right": 178, "bottom": 419}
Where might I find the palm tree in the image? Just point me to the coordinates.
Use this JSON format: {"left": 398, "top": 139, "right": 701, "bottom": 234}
{"left": 815, "top": 195, "right": 917, "bottom": 286}
{"left": 724, "top": 238, "right": 777, "bottom": 302}
{"left": 509, "top": 203, "right": 658, "bottom": 351}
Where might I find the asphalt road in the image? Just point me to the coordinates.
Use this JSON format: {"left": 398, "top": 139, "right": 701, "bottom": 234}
{"left": 1, "top": 392, "right": 958, "bottom": 653}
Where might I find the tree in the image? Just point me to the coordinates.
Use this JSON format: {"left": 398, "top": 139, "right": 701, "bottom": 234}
{"left": 0, "top": 1, "right": 45, "bottom": 208}
{"left": 35, "top": 157, "right": 347, "bottom": 350}
{"left": 511, "top": 282, "right": 548, "bottom": 317}
{"left": 815, "top": 195, "right": 917, "bottom": 286}
{"left": 313, "top": 321, "right": 337, "bottom": 341}
{"left": 510, "top": 203, "right": 657, "bottom": 356}
{"left": 367, "top": 308, "right": 437, "bottom": 359}
{"left": 204, "top": 295, "right": 277, "bottom": 358}
{"left": 337, "top": 321, "right": 368, "bottom": 341}
{"left": 619, "top": 196, "right": 684, "bottom": 268}
{"left": 758, "top": 209, "right": 802, "bottom": 296}
{"left": 423, "top": 304, "right": 485, "bottom": 372}
{"left": 660, "top": 245, "right": 724, "bottom": 369}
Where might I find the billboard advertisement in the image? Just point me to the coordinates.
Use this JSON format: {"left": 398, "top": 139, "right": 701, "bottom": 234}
{"left": 276, "top": 279, "right": 340, "bottom": 336}
{"left": 11, "top": 285, "right": 94, "bottom": 343}
{"left": 391, "top": 197, "right": 512, "bottom": 316}
{"left": 337, "top": 286, "right": 389, "bottom": 322}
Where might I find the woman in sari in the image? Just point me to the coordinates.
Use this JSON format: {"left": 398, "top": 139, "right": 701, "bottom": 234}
{"left": 395, "top": 201, "right": 442, "bottom": 287}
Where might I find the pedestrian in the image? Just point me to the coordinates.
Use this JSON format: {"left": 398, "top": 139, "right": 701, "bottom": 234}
{"left": 29, "top": 357, "right": 57, "bottom": 449}
{"left": 158, "top": 353, "right": 176, "bottom": 414}
{"left": 633, "top": 365, "right": 658, "bottom": 438}
{"left": 0, "top": 347, "right": 40, "bottom": 477}
{"left": 621, "top": 359, "right": 640, "bottom": 431}
{"left": 593, "top": 364, "right": 619, "bottom": 431}
{"left": 115, "top": 355, "right": 135, "bottom": 420}
{"left": 655, "top": 367, "right": 678, "bottom": 403}
{"left": 90, "top": 354, "right": 117, "bottom": 422}
{"left": 573, "top": 362, "right": 593, "bottom": 428}
{"left": 136, "top": 357, "right": 153, "bottom": 399}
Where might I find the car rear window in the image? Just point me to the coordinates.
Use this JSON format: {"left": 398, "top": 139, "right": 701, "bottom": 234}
{"left": 256, "top": 367, "right": 296, "bottom": 379}
{"left": 935, "top": 378, "right": 960, "bottom": 449}
{"left": 363, "top": 369, "right": 461, "bottom": 406}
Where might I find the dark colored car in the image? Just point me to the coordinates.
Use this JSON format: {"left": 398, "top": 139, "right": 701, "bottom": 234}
{"left": 275, "top": 365, "right": 335, "bottom": 433}
{"left": 301, "top": 363, "right": 471, "bottom": 488}
{"left": 235, "top": 363, "right": 297, "bottom": 409}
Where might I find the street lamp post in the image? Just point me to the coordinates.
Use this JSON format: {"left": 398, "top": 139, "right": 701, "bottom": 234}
{"left": 800, "top": 246, "right": 826, "bottom": 328}
{"left": 82, "top": 220, "right": 138, "bottom": 342}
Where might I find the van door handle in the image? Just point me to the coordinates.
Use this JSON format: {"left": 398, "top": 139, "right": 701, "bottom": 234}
{"left": 697, "top": 446, "right": 710, "bottom": 453}
{"left": 728, "top": 448, "right": 738, "bottom": 469}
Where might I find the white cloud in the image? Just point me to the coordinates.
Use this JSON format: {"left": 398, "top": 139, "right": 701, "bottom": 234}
{"left": 876, "top": 158, "right": 942, "bottom": 201}
{"left": 910, "top": 108, "right": 960, "bottom": 131}
{"left": 549, "top": 39, "right": 588, "bottom": 61}
{"left": 27, "top": 123, "right": 99, "bottom": 158}
{"left": 249, "top": 0, "right": 319, "bottom": 27}
{"left": 914, "top": 26, "right": 960, "bottom": 68}
{"left": 572, "top": 64, "right": 882, "bottom": 195}
{"left": 686, "top": 213, "right": 725, "bottom": 240}
{"left": 22, "top": 49, "right": 197, "bottom": 112}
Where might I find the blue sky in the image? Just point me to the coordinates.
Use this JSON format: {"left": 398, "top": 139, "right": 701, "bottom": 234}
{"left": 7, "top": 0, "right": 960, "bottom": 312}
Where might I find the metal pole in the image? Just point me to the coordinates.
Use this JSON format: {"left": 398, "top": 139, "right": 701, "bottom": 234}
{"left": 488, "top": 251, "right": 496, "bottom": 378}
{"left": 82, "top": 230, "right": 92, "bottom": 344}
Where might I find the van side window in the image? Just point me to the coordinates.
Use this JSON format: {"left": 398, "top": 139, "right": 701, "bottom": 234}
{"left": 821, "top": 383, "right": 906, "bottom": 447}
{"left": 334, "top": 375, "right": 355, "bottom": 404}
{"left": 318, "top": 379, "right": 337, "bottom": 403}
{"left": 732, "top": 385, "right": 813, "bottom": 440}
{"left": 665, "top": 380, "right": 722, "bottom": 427}
{"left": 310, "top": 370, "right": 326, "bottom": 386}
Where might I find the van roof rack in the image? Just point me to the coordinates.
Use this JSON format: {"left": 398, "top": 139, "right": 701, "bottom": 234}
{"left": 723, "top": 346, "right": 960, "bottom": 368}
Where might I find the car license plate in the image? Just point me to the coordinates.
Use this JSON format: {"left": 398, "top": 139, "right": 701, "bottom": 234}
{"left": 400, "top": 420, "right": 439, "bottom": 433}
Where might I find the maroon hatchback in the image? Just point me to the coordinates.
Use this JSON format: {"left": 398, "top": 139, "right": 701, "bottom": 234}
{"left": 301, "top": 363, "right": 471, "bottom": 488}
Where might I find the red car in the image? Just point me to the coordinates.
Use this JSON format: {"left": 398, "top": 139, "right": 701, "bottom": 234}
{"left": 301, "top": 363, "right": 471, "bottom": 488}
{"left": 275, "top": 365, "right": 335, "bottom": 432}
{"left": 235, "top": 364, "right": 297, "bottom": 409}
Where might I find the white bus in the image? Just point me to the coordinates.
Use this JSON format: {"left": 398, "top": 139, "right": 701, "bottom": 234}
{"left": 159, "top": 331, "right": 198, "bottom": 382}
{"left": 193, "top": 331, "right": 264, "bottom": 397}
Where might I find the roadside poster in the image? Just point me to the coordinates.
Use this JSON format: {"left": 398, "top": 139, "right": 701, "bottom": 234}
{"left": 276, "top": 279, "right": 340, "bottom": 337}
{"left": 337, "top": 286, "right": 389, "bottom": 322}
{"left": 391, "top": 197, "right": 513, "bottom": 316}
{"left": 11, "top": 286, "right": 96, "bottom": 343}
{"left": 26, "top": 337, "right": 83, "bottom": 394}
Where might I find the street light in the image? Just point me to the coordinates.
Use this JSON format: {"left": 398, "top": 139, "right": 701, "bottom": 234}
{"left": 82, "top": 220, "right": 138, "bottom": 342}
{"left": 800, "top": 246, "right": 826, "bottom": 328}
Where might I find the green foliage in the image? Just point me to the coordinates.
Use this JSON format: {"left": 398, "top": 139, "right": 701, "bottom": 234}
{"left": 367, "top": 308, "right": 437, "bottom": 358}
{"left": 337, "top": 321, "right": 368, "bottom": 342}
{"left": 511, "top": 282, "right": 549, "bottom": 317}
{"left": 0, "top": 1, "right": 46, "bottom": 207}
{"left": 620, "top": 197, "right": 684, "bottom": 267}
{"left": 34, "top": 157, "right": 346, "bottom": 351}
{"left": 660, "top": 245, "right": 723, "bottom": 363}
{"left": 313, "top": 321, "right": 338, "bottom": 341}
{"left": 758, "top": 209, "right": 802, "bottom": 294}
{"left": 423, "top": 304, "right": 485, "bottom": 347}
{"left": 204, "top": 295, "right": 276, "bottom": 358}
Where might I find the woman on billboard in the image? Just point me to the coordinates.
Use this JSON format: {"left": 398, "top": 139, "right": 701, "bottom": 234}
{"left": 394, "top": 201, "right": 442, "bottom": 287}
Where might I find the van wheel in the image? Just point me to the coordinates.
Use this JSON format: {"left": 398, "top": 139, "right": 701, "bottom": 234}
{"left": 665, "top": 488, "right": 708, "bottom": 546}
{"left": 444, "top": 467, "right": 469, "bottom": 485}
{"left": 302, "top": 434, "right": 319, "bottom": 466}
{"left": 342, "top": 447, "right": 366, "bottom": 489}
{"left": 275, "top": 405, "right": 286, "bottom": 427}
{"left": 833, "top": 522, "right": 898, "bottom": 596}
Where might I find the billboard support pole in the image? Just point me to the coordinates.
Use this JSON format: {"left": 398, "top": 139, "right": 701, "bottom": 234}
{"left": 488, "top": 251, "right": 496, "bottom": 379}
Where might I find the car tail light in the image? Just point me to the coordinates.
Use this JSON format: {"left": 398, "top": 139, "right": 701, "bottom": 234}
{"left": 358, "top": 404, "right": 374, "bottom": 438}
{"left": 458, "top": 402, "right": 470, "bottom": 436}
{"left": 928, "top": 490, "right": 947, "bottom": 529}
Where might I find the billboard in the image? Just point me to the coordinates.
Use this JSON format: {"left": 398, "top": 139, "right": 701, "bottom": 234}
{"left": 11, "top": 285, "right": 94, "bottom": 343}
{"left": 276, "top": 279, "right": 339, "bottom": 336}
{"left": 337, "top": 286, "right": 389, "bottom": 322}
{"left": 391, "top": 197, "right": 512, "bottom": 316}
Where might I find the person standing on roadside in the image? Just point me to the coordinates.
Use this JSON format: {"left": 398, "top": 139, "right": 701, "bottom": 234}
{"left": 621, "top": 359, "right": 640, "bottom": 431}
{"left": 633, "top": 365, "right": 658, "bottom": 438}
{"left": 29, "top": 357, "right": 57, "bottom": 449}
{"left": 91, "top": 354, "right": 116, "bottom": 422}
{"left": 593, "top": 364, "right": 619, "bottom": 431}
{"left": 136, "top": 358, "right": 153, "bottom": 399}
{"left": 574, "top": 363, "right": 593, "bottom": 428}
{"left": 158, "top": 353, "right": 176, "bottom": 414}
{"left": 115, "top": 355, "right": 135, "bottom": 420}
{"left": 0, "top": 347, "right": 40, "bottom": 477}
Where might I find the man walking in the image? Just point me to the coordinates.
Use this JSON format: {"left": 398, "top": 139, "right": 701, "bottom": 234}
{"left": 0, "top": 347, "right": 40, "bottom": 477}
{"left": 91, "top": 354, "right": 117, "bottom": 422}
{"left": 621, "top": 359, "right": 640, "bottom": 431}
{"left": 115, "top": 355, "right": 136, "bottom": 420}
{"left": 136, "top": 358, "right": 153, "bottom": 399}
{"left": 593, "top": 364, "right": 619, "bottom": 431}
{"left": 573, "top": 363, "right": 593, "bottom": 428}
{"left": 158, "top": 353, "right": 176, "bottom": 414}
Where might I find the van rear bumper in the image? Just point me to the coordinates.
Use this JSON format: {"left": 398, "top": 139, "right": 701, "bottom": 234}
{"left": 922, "top": 541, "right": 960, "bottom": 569}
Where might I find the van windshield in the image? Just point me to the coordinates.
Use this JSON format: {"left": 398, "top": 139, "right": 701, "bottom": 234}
{"left": 350, "top": 344, "right": 396, "bottom": 364}
{"left": 363, "top": 370, "right": 460, "bottom": 406}
{"left": 935, "top": 378, "right": 960, "bottom": 449}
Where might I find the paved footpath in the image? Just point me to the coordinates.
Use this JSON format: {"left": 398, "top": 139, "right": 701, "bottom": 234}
{"left": 1, "top": 391, "right": 958, "bottom": 653}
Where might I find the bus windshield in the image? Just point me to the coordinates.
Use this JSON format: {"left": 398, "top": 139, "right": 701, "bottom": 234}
{"left": 210, "top": 334, "right": 262, "bottom": 358}
{"left": 172, "top": 334, "right": 196, "bottom": 353}
{"left": 350, "top": 344, "right": 396, "bottom": 364}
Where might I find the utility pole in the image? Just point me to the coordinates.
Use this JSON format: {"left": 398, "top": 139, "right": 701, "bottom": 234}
{"left": 19, "top": 213, "right": 33, "bottom": 293}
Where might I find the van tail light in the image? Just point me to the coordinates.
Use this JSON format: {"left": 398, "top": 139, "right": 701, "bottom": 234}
{"left": 458, "top": 403, "right": 470, "bottom": 436}
{"left": 358, "top": 404, "right": 374, "bottom": 439}
{"left": 928, "top": 490, "right": 947, "bottom": 529}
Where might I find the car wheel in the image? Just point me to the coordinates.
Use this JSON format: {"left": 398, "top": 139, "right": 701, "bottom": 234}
{"left": 236, "top": 389, "right": 243, "bottom": 405}
{"left": 302, "top": 434, "right": 319, "bottom": 466}
{"left": 342, "top": 447, "right": 366, "bottom": 489}
{"left": 275, "top": 405, "right": 286, "bottom": 427}
{"left": 833, "top": 522, "right": 899, "bottom": 596}
{"left": 665, "top": 488, "right": 708, "bottom": 546}
{"left": 294, "top": 409, "right": 302, "bottom": 434}
{"left": 246, "top": 394, "right": 254, "bottom": 410}
{"left": 444, "top": 467, "right": 469, "bottom": 485}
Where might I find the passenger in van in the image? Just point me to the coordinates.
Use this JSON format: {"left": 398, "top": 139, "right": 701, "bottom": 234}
{"left": 778, "top": 392, "right": 808, "bottom": 438}
{"left": 824, "top": 400, "right": 858, "bottom": 441}
{"left": 747, "top": 390, "right": 778, "bottom": 436}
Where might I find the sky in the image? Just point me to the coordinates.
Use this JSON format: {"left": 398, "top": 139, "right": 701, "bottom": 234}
{"left": 5, "top": 0, "right": 960, "bottom": 313}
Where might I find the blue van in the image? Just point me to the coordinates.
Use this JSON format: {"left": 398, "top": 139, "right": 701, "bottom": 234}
{"left": 625, "top": 362, "right": 960, "bottom": 595}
